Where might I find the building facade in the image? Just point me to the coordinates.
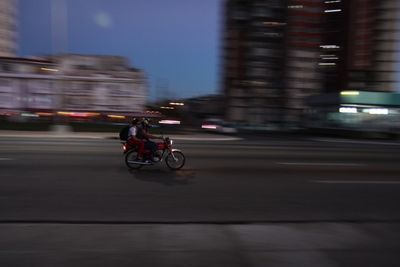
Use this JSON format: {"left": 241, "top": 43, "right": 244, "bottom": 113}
{"left": 53, "top": 54, "right": 147, "bottom": 115}
{"left": 222, "top": 0, "right": 400, "bottom": 127}
{"left": 284, "top": 0, "right": 323, "bottom": 124}
{"left": 371, "top": 0, "right": 400, "bottom": 92}
{"left": 0, "top": 57, "right": 56, "bottom": 112}
{"left": 0, "top": 55, "right": 147, "bottom": 117}
{"left": 222, "top": 0, "right": 288, "bottom": 126}
{"left": 0, "top": 0, "right": 17, "bottom": 57}
{"left": 320, "top": 0, "right": 400, "bottom": 93}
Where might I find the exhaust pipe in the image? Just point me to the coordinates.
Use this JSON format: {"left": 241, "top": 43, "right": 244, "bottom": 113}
{"left": 127, "top": 160, "right": 153, "bottom": 165}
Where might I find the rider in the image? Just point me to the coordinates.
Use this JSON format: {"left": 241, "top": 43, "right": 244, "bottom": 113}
{"left": 127, "top": 117, "right": 144, "bottom": 154}
{"left": 137, "top": 118, "right": 164, "bottom": 161}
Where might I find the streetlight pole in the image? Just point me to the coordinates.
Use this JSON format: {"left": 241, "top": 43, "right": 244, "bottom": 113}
{"left": 50, "top": 0, "right": 68, "bottom": 132}
{"left": 51, "top": 0, "right": 68, "bottom": 55}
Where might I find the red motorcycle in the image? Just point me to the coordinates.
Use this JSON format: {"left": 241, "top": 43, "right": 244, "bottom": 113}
{"left": 122, "top": 137, "right": 185, "bottom": 170}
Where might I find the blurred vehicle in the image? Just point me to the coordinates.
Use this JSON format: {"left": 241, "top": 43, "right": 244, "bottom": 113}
{"left": 201, "top": 118, "right": 237, "bottom": 134}
{"left": 159, "top": 119, "right": 181, "bottom": 125}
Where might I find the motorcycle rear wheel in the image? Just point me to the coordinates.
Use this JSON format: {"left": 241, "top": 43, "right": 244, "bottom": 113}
{"left": 125, "top": 150, "right": 143, "bottom": 170}
{"left": 166, "top": 151, "right": 185, "bottom": 170}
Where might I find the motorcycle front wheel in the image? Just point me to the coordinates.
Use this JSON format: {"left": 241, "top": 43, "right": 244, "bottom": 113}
{"left": 165, "top": 151, "right": 185, "bottom": 170}
{"left": 125, "top": 149, "right": 143, "bottom": 170}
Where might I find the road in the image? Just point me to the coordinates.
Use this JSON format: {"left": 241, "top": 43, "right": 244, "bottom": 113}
{"left": 0, "top": 135, "right": 400, "bottom": 266}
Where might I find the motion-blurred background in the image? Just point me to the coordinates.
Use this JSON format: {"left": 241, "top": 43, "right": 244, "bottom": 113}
{"left": 1, "top": 0, "right": 399, "bottom": 136}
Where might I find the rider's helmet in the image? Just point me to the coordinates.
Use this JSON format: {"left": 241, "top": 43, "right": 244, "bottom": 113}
{"left": 131, "top": 117, "right": 139, "bottom": 125}
{"left": 141, "top": 117, "right": 150, "bottom": 127}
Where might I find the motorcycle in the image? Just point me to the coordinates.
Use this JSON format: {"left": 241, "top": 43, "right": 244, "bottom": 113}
{"left": 122, "top": 137, "right": 186, "bottom": 170}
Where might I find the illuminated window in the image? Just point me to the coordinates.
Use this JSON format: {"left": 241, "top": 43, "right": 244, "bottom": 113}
{"left": 324, "top": 9, "right": 342, "bottom": 13}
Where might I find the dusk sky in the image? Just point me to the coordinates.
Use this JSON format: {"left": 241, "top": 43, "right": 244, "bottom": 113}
{"left": 19, "top": 0, "right": 223, "bottom": 100}
{"left": 17, "top": 0, "right": 400, "bottom": 98}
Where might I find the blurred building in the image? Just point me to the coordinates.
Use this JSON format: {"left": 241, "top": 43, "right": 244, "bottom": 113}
{"left": 222, "top": 0, "right": 400, "bottom": 127}
{"left": 321, "top": 0, "right": 400, "bottom": 93}
{"left": 184, "top": 94, "right": 224, "bottom": 120}
{"left": 285, "top": 0, "right": 324, "bottom": 125}
{"left": 0, "top": 57, "right": 55, "bottom": 112}
{"left": 222, "top": 0, "right": 288, "bottom": 126}
{"left": 0, "top": 54, "right": 147, "bottom": 117}
{"left": 53, "top": 54, "right": 147, "bottom": 115}
{"left": 0, "top": 0, "right": 17, "bottom": 57}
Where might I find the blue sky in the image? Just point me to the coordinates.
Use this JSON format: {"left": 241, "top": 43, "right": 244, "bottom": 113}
{"left": 19, "top": 0, "right": 223, "bottom": 100}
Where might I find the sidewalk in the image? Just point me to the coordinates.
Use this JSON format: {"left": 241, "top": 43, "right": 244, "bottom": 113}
{"left": 0, "top": 130, "right": 242, "bottom": 141}
{"left": 0, "top": 222, "right": 399, "bottom": 266}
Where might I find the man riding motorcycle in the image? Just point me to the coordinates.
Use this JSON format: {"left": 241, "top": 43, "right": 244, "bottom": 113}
{"left": 127, "top": 118, "right": 163, "bottom": 162}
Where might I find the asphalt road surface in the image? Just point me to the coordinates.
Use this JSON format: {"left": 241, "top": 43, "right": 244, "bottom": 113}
{"left": 1, "top": 135, "right": 400, "bottom": 266}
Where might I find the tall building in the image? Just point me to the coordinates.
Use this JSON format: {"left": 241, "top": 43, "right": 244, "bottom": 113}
{"left": 0, "top": 0, "right": 17, "bottom": 57}
{"left": 222, "top": 0, "right": 400, "bottom": 127}
{"left": 222, "top": 0, "right": 288, "bottom": 126}
{"left": 222, "top": 0, "right": 324, "bottom": 126}
{"left": 284, "top": 0, "right": 324, "bottom": 124}
{"left": 320, "top": 0, "right": 400, "bottom": 93}
{"left": 372, "top": 0, "right": 400, "bottom": 92}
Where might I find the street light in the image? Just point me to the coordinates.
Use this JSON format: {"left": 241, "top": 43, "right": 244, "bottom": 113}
{"left": 169, "top": 102, "right": 184, "bottom": 106}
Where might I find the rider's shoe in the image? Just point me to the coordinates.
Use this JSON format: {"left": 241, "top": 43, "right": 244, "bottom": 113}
{"left": 134, "top": 156, "right": 148, "bottom": 163}
{"left": 151, "top": 152, "right": 161, "bottom": 162}
{"left": 142, "top": 156, "right": 151, "bottom": 164}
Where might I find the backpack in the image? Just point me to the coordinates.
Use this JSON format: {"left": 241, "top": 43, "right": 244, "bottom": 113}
{"left": 119, "top": 125, "right": 130, "bottom": 141}
{"left": 136, "top": 126, "right": 146, "bottom": 140}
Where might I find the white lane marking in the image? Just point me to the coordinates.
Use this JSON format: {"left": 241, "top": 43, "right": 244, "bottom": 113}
{"left": 0, "top": 134, "right": 104, "bottom": 139}
{"left": 310, "top": 138, "right": 400, "bottom": 146}
{"left": 0, "top": 158, "right": 13, "bottom": 161}
{"left": 277, "top": 162, "right": 365, "bottom": 167}
{"left": 312, "top": 180, "right": 400, "bottom": 185}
